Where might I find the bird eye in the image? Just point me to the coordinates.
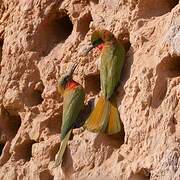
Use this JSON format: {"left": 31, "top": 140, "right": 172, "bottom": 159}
{"left": 64, "top": 76, "right": 69, "bottom": 83}
{"left": 93, "top": 39, "right": 103, "bottom": 47}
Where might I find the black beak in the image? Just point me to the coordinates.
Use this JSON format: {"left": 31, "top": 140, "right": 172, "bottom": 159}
{"left": 68, "top": 62, "right": 79, "bottom": 76}
{"left": 85, "top": 45, "right": 94, "bottom": 53}
{"left": 80, "top": 44, "right": 94, "bottom": 56}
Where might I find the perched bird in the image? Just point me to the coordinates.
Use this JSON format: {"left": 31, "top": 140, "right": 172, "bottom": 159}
{"left": 55, "top": 63, "right": 85, "bottom": 167}
{"left": 84, "top": 29, "right": 125, "bottom": 135}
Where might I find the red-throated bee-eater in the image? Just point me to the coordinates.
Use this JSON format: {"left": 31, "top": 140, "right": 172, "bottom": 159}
{"left": 84, "top": 29, "right": 125, "bottom": 135}
{"left": 55, "top": 63, "right": 85, "bottom": 167}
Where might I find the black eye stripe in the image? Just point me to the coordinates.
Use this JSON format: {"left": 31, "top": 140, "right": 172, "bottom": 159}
{"left": 93, "top": 39, "right": 103, "bottom": 47}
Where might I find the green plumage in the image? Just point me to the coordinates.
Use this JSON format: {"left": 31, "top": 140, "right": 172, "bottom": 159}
{"left": 84, "top": 29, "right": 125, "bottom": 134}
{"left": 101, "top": 41, "right": 125, "bottom": 99}
{"left": 55, "top": 64, "right": 85, "bottom": 167}
{"left": 61, "top": 86, "right": 85, "bottom": 140}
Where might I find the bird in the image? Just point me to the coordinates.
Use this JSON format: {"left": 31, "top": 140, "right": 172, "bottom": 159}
{"left": 55, "top": 63, "right": 85, "bottom": 167}
{"left": 84, "top": 29, "right": 125, "bottom": 135}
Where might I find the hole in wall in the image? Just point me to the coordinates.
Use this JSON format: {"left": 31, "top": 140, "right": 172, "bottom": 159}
{"left": 0, "top": 106, "right": 21, "bottom": 139}
{"left": 0, "top": 39, "right": 3, "bottom": 73}
{"left": 0, "top": 107, "right": 21, "bottom": 164}
{"left": 40, "top": 170, "right": 54, "bottom": 180}
{"left": 24, "top": 81, "right": 45, "bottom": 107}
{"left": 8, "top": 114, "right": 21, "bottom": 137}
{"left": 13, "top": 139, "right": 36, "bottom": 161}
{"left": 89, "top": 0, "right": 99, "bottom": 4}
{"left": 33, "top": 12, "right": 73, "bottom": 56}
{"left": 56, "top": 15, "right": 73, "bottom": 40}
{"left": 27, "top": 90, "right": 44, "bottom": 107}
{"left": 0, "top": 141, "right": 11, "bottom": 166}
{"left": 129, "top": 168, "right": 151, "bottom": 180}
{"left": 152, "top": 56, "right": 180, "bottom": 108}
{"left": 85, "top": 74, "right": 101, "bottom": 96}
{"left": 0, "top": 142, "right": 5, "bottom": 156}
{"left": 32, "top": 90, "right": 43, "bottom": 105}
{"left": 168, "top": 0, "right": 179, "bottom": 10}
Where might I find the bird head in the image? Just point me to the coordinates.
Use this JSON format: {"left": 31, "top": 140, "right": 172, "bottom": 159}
{"left": 58, "top": 63, "right": 78, "bottom": 94}
{"left": 85, "top": 29, "right": 115, "bottom": 53}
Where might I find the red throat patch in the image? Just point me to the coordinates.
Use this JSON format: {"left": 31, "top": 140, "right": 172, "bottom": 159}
{"left": 66, "top": 80, "right": 79, "bottom": 90}
{"left": 97, "top": 43, "right": 104, "bottom": 51}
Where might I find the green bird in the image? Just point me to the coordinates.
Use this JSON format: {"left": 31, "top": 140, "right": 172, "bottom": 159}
{"left": 84, "top": 29, "right": 125, "bottom": 134}
{"left": 55, "top": 63, "right": 85, "bottom": 167}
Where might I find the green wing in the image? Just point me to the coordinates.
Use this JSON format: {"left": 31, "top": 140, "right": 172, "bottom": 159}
{"left": 101, "top": 42, "right": 125, "bottom": 99}
{"left": 61, "top": 86, "right": 85, "bottom": 140}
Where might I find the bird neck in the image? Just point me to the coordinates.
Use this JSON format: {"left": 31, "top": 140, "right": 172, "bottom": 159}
{"left": 65, "top": 80, "right": 79, "bottom": 90}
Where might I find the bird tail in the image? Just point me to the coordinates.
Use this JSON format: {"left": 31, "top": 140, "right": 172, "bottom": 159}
{"left": 54, "top": 129, "right": 72, "bottom": 167}
{"left": 84, "top": 96, "right": 121, "bottom": 135}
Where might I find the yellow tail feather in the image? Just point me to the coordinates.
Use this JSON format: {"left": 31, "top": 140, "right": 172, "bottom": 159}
{"left": 84, "top": 96, "right": 121, "bottom": 135}
{"left": 84, "top": 96, "right": 106, "bottom": 132}
{"left": 54, "top": 129, "right": 72, "bottom": 167}
{"left": 106, "top": 98, "right": 121, "bottom": 134}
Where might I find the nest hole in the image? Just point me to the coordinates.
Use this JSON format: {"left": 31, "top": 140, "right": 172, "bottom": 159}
{"left": 85, "top": 74, "right": 101, "bottom": 96}
{"left": 157, "top": 56, "right": 180, "bottom": 74}
{"left": 0, "top": 142, "right": 5, "bottom": 156}
{"left": 129, "top": 169, "right": 151, "bottom": 180}
{"left": 89, "top": 0, "right": 99, "bottom": 4}
{"left": 0, "top": 107, "right": 21, "bottom": 141}
{"left": 25, "top": 81, "right": 45, "bottom": 107}
{"left": 0, "top": 39, "right": 3, "bottom": 73}
{"left": 13, "top": 140, "right": 36, "bottom": 161}
{"left": 0, "top": 39, "right": 3, "bottom": 59}
{"left": 28, "top": 90, "right": 44, "bottom": 107}
{"left": 56, "top": 15, "right": 73, "bottom": 41}
{"left": 8, "top": 114, "right": 21, "bottom": 137}
{"left": 33, "top": 13, "right": 73, "bottom": 56}
{"left": 152, "top": 56, "right": 180, "bottom": 108}
{"left": 40, "top": 170, "right": 54, "bottom": 180}
{"left": 168, "top": 0, "right": 179, "bottom": 10}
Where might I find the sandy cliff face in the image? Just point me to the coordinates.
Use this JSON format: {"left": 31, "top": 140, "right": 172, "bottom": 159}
{"left": 0, "top": 0, "right": 179, "bottom": 179}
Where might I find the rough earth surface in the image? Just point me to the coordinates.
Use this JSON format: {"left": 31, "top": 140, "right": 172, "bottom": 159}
{"left": 0, "top": 0, "right": 180, "bottom": 179}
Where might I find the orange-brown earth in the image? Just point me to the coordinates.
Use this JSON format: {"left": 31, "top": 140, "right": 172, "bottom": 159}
{"left": 0, "top": 0, "right": 179, "bottom": 179}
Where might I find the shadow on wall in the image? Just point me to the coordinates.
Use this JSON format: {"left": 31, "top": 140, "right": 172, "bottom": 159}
{"left": 0, "top": 107, "right": 22, "bottom": 164}
{"left": 85, "top": 74, "right": 101, "bottom": 96}
{"left": 117, "top": 36, "right": 133, "bottom": 103}
{"left": 76, "top": 12, "right": 92, "bottom": 39}
{"left": 152, "top": 56, "right": 180, "bottom": 108}
{"left": 40, "top": 170, "right": 54, "bottom": 180}
{"left": 137, "top": 0, "right": 179, "bottom": 19}
{"left": 129, "top": 168, "right": 151, "bottom": 180}
{"left": 13, "top": 139, "right": 36, "bottom": 161}
{"left": 0, "top": 39, "right": 3, "bottom": 73}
